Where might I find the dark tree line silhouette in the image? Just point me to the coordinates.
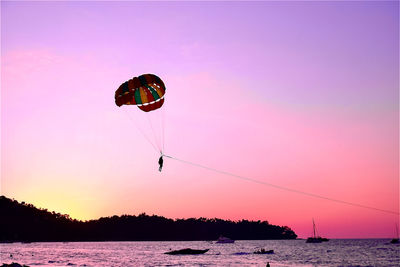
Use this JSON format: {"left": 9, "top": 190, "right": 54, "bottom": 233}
{"left": 0, "top": 195, "right": 297, "bottom": 242}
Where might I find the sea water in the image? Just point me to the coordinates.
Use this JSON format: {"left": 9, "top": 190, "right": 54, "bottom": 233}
{"left": 1, "top": 239, "right": 399, "bottom": 266}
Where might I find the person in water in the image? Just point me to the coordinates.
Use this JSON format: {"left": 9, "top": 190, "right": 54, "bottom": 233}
{"left": 158, "top": 155, "right": 164, "bottom": 172}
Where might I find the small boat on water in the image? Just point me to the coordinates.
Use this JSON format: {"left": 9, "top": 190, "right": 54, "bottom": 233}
{"left": 391, "top": 238, "right": 400, "bottom": 244}
{"left": 253, "top": 248, "right": 274, "bottom": 254}
{"left": 306, "top": 219, "right": 329, "bottom": 243}
{"left": 390, "top": 223, "right": 399, "bottom": 244}
{"left": 216, "top": 235, "right": 235, "bottom": 243}
{"left": 165, "top": 248, "right": 209, "bottom": 255}
{"left": 306, "top": 236, "right": 329, "bottom": 243}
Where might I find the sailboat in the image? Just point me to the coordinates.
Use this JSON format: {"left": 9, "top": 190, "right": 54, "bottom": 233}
{"left": 306, "top": 219, "right": 329, "bottom": 243}
{"left": 390, "top": 223, "right": 399, "bottom": 244}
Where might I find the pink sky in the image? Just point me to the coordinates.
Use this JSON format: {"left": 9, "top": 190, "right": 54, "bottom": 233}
{"left": 1, "top": 1, "right": 399, "bottom": 238}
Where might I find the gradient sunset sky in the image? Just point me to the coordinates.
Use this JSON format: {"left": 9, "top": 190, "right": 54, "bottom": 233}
{"left": 1, "top": 1, "right": 398, "bottom": 238}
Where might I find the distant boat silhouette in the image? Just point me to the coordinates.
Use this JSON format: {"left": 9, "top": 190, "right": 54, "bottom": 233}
{"left": 391, "top": 238, "right": 399, "bottom": 244}
{"left": 165, "top": 248, "right": 209, "bottom": 255}
{"left": 253, "top": 248, "right": 274, "bottom": 254}
{"left": 390, "top": 223, "right": 399, "bottom": 244}
{"left": 216, "top": 235, "right": 235, "bottom": 243}
{"left": 306, "top": 219, "right": 329, "bottom": 243}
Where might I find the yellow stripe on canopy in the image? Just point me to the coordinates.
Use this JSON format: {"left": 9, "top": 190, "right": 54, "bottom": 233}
{"left": 139, "top": 87, "right": 149, "bottom": 104}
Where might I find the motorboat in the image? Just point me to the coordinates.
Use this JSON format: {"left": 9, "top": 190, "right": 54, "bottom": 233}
{"left": 254, "top": 248, "right": 274, "bottom": 254}
{"left": 216, "top": 235, "right": 235, "bottom": 243}
{"left": 165, "top": 248, "right": 209, "bottom": 255}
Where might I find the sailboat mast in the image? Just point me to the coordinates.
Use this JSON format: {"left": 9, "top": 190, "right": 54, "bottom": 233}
{"left": 313, "top": 219, "right": 316, "bottom": 238}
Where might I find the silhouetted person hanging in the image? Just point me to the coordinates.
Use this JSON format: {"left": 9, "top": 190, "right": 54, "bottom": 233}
{"left": 158, "top": 155, "right": 164, "bottom": 172}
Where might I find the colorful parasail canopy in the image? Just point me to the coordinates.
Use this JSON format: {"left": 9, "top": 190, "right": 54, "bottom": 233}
{"left": 115, "top": 74, "right": 166, "bottom": 112}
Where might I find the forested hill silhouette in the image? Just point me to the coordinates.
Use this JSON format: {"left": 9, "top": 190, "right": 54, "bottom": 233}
{"left": 0, "top": 195, "right": 297, "bottom": 242}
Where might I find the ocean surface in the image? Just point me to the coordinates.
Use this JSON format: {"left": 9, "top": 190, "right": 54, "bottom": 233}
{"left": 1, "top": 239, "right": 399, "bottom": 267}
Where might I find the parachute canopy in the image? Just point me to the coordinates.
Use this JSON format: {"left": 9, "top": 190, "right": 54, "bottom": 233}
{"left": 115, "top": 74, "right": 166, "bottom": 112}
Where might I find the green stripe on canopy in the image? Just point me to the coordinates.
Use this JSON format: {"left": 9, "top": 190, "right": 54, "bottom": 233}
{"left": 146, "top": 85, "right": 160, "bottom": 100}
{"left": 134, "top": 89, "right": 142, "bottom": 104}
